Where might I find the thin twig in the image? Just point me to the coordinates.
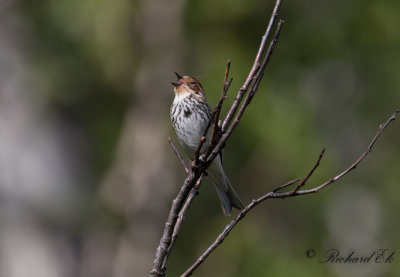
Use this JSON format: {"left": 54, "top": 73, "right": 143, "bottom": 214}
{"left": 204, "top": 62, "right": 233, "bottom": 159}
{"left": 295, "top": 109, "right": 399, "bottom": 194}
{"left": 168, "top": 137, "right": 189, "bottom": 174}
{"left": 210, "top": 60, "right": 232, "bottom": 145}
{"left": 291, "top": 148, "right": 325, "bottom": 194}
{"left": 233, "top": 19, "right": 284, "bottom": 130}
{"left": 181, "top": 109, "right": 399, "bottom": 276}
{"left": 272, "top": 178, "right": 301, "bottom": 192}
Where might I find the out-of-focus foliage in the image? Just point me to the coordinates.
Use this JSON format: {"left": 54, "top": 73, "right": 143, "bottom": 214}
{"left": 18, "top": 0, "right": 137, "bottom": 173}
{"left": 1, "top": 0, "right": 399, "bottom": 276}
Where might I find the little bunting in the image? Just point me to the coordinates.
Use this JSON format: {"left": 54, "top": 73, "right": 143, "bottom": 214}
{"left": 170, "top": 73, "right": 244, "bottom": 216}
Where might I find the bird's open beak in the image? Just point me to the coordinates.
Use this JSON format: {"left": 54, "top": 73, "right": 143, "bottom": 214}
{"left": 175, "top": 72, "right": 183, "bottom": 79}
{"left": 172, "top": 72, "right": 183, "bottom": 86}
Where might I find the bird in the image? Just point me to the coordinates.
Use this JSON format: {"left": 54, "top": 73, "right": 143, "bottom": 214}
{"left": 170, "top": 72, "right": 244, "bottom": 216}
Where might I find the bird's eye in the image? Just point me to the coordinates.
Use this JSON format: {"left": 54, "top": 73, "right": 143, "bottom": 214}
{"left": 190, "top": 81, "right": 196, "bottom": 85}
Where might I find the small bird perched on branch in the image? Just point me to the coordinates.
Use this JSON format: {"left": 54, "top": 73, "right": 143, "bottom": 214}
{"left": 170, "top": 72, "right": 244, "bottom": 216}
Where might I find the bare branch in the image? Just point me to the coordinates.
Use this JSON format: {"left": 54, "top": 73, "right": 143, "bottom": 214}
{"left": 181, "top": 178, "right": 301, "bottom": 277}
{"left": 168, "top": 137, "right": 189, "bottom": 174}
{"left": 221, "top": 0, "right": 282, "bottom": 132}
{"left": 181, "top": 109, "right": 399, "bottom": 276}
{"left": 206, "top": 19, "right": 284, "bottom": 166}
{"left": 210, "top": 60, "right": 232, "bottom": 146}
{"left": 272, "top": 178, "right": 301, "bottom": 192}
{"left": 291, "top": 148, "right": 325, "bottom": 194}
{"left": 150, "top": 171, "right": 201, "bottom": 276}
{"left": 230, "top": 19, "right": 284, "bottom": 132}
{"left": 294, "top": 108, "right": 399, "bottom": 195}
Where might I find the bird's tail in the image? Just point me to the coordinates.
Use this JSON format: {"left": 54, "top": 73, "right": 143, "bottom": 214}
{"left": 214, "top": 178, "right": 244, "bottom": 216}
{"left": 208, "top": 158, "right": 244, "bottom": 216}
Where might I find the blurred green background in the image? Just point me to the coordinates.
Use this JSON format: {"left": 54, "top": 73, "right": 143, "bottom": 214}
{"left": 1, "top": 0, "right": 399, "bottom": 276}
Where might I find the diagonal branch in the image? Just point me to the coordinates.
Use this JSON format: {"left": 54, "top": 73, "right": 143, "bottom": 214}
{"left": 150, "top": 171, "right": 200, "bottom": 276}
{"left": 181, "top": 177, "right": 301, "bottom": 277}
{"left": 205, "top": 18, "right": 284, "bottom": 166}
{"left": 161, "top": 174, "right": 206, "bottom": 270}
{"left": 294, "top": 108, "right": 399, "bottom": 194}
{"left": 181, "top": 109, "right": 399, "bottom": 276}
{"left": 221, "top": 0, "right": 282, "bottom": 132}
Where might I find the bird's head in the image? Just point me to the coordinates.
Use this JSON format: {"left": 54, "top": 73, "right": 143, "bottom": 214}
{"left": 171, "top": 72, "right": 205, "bottom": 96}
